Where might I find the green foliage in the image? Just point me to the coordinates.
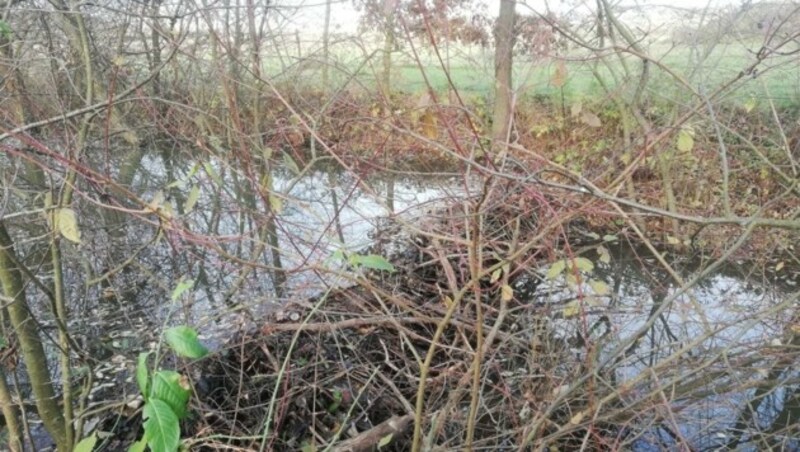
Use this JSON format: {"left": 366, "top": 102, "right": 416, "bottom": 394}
{"left": 184, "top": 185, "right": 200, "bottom": 214}
{"left": 170, "top": 279, "right": 194, "bottom": 302}
{"left": 349, "top": 254, "right": 396, "bottom": 272}
{"left": 128, "top": 438, "right": 147, "bottom": 452}
{"left": 328, "top": 250, "right": 396, "bottom": 273}
{"left": 165, "top": 326, "right": 209, "bottom": 359}
{"left": 150, "top": 371, "right": 192, "bottom": 419}
{"left": 137, "top": 352, "right": 150, "bottom": 396}
{"left": 134, "top": 324, "right": 208, "bottom": 452}
{"left": 327, "top": 389, "right": 343, "bottom": 413}
{"left": 143, "top": 399, "right": 180, "bottom": 452}
{"left": 74, "top": 432, "right": 98, "bottom": 452}
{"left": 378, "top": 433, "right": 394, "bottom": 449}
{"left": 0, "top": 20, "right": 11, "bottom": 39}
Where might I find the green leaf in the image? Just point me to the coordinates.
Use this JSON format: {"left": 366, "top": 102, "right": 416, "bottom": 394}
{"left": 602, "top": 234, "right": 618, "bottom": 242}
{"left": 326, "top": 249, "right": 345, "bottom": 266}
{"left": 137, "top": 352, "right": 150, "bottom": 398}
{"left": 170, "top": 280, "right": 194, "bottom": 302}
{"left": 327, "top": 389, "right": 343, "bottom": 413}
{"left": 150, "top": 371, "right": 191, "bottom": 419}
{"left": 74, "top": 432, "right": 98, "bottom": 452}
{"left": 0, "top": 20, "right": 12, "bottom": 39}
{"left": 490, "top": 268, "right": 502, "bottom": 284}
{"left": 128, "top": 437, "right": 147, "bottom": 452}
{"left": 572, "top": 257, "right": 594, "bottom": 273}
{"left": 350, "top": 254, "right": 395, "bottom": 272}
{"left": 546, "top": 260, "right": 567, "bottom": 280}
{"left": 184, "top": 185, "right": 200, "bottom": 214}
{"left": 378, "top": 433, "right": 394, "bottom": 449}
{"left": 677, "top": 128, "right": 694, "bottom": 152}
{"left": 165, "top": 326, "right": 208, "bottom": 359}
{"left": 143, "top": 398, "right": 181, "bottom": 452}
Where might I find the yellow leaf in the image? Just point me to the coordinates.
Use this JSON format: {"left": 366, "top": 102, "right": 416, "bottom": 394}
{"left": 160, "top": 201, "right": 174, "bottom": 219}
{"left": 572, "top": 257, "right": 594, "bottom": 273}
{"left": 269, "top": 194, "right": 284, "bottom": 214}
{"left": 421, "top": 111, "right": 438, "bottom": 139}
{"left": 283, "top": 153, "right": 300, "bottom": 175}
{"left": 580, "top": 111, "right": 601, "bottom": 128}
{"left": 146, "top": 191, "right": 165, "bottom": 213}
{"left": 562, "top": 300, "right": 580, "bottom": 318}
{"left": 546, "top": 260, "right": 566, "bottom": 280}
{"left": 262, "top": 146, "right": 274, "bottom": 162}
{"left": 589, "top": 279, "right": 610, "bottom": 296}
{"left": 569, "top": 411, "right": 584, "bottom": 425}
{"left": 490, "top": 268, "right": 502, "bottom": 284}
{"left": 566, "top": 273, "right": 579, "bottom": 288}
{"left": 501, "top": 284, "right": 513, "bottom": 302}
{"left": 570, "top": 101, "right": 582, "bottom": 117}
{"left": 442, "top": 296, "right": 453, "bottom": 308}
{"left": 776, "top": 261, "right": 785, "bottom": 272}
{"left": 597, "top": 245, "right": 610, "bottom": 264}
{"left": 677, "top": 128, "right": 694, "bottom": 152}
{"left": 55, "top": 208, "right": 81, "bottom": 244}
{"left": 378, "top": 433, "right": 393, "bottom": 448}
{"left": 666, "top": 235, "right": 681, "bottom": 245}
{"left": 744, "top": 97, "right": 757, "bottom": 113}
{"left": 184, "top": 185, "right": 200, "bottom": 214}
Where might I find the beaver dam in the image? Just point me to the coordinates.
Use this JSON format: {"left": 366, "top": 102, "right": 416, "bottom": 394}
{"left": 58, "top": 166, "right": 800, "bottom": 451}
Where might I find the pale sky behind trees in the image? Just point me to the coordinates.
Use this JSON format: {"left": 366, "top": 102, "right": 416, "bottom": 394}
{"left": 284, "top": 0, "right": 744, "bottom": 36}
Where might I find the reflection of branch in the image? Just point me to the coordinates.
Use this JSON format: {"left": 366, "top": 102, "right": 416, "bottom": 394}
{"left": 523, "top": 217, "right": 760, "bottom": 446}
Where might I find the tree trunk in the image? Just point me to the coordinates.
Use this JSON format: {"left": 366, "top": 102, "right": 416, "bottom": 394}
{"left": 380, "top": 1, "right": 396, "bottom": 98}
{"left": 0, "top": 223, "right": 69, "bottom": 451}
{"left": 0, "top": 367, "right": 23, "bottom": 451}
{"left": 381, "top": 26, "right": 394, "bottom": 98}
{"left": 491, "top": 0, "right": 515, "bottom": 154}
{"left": 322, "top": 0, "right": 332, "bottom": 90}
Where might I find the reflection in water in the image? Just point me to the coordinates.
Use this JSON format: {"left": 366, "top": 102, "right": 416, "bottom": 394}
{"left": 536, "top": 244, "right": 800, "bottom": 450}
{"left": 64, "top": 156, "right": 800, "bottom": 449}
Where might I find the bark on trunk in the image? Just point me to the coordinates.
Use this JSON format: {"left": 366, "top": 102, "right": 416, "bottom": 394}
{"left": 0, "top": 223, "right": 69, "bottom": 451}
{"left": 491, "top": 0, "right": 516, "bottom": 154}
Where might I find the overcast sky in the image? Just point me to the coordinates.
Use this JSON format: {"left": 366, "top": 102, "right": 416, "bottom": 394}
{"left": 281, "top": 0, "right": 745, "bottom": 35}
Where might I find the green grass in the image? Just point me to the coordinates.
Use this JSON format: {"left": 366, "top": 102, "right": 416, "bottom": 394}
{"left": 393, "top": 41, "right": 799, "bottom": 110}
{"left": 264, "top": 39, "right": 799, "bottom": 111}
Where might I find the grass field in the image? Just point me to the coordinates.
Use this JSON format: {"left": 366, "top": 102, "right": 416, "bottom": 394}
{"left": 289, "top": 38, "right": 800, "bottom": 111}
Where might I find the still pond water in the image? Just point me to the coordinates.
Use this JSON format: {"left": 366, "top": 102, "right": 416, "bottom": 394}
{"left": 72, "top": 159, "right": 800, "bottom": 450}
